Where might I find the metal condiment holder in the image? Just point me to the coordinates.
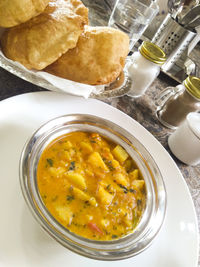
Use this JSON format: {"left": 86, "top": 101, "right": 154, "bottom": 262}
{"left": 152, "top": 13, "right": 197, "bottom": 82}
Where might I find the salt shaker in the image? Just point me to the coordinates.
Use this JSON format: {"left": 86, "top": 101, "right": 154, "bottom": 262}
{"left": 156, "top": 76, "right": 200, "bottom": 129}
{"left": 127, "top": 41, "right": 166, "bottom": 97}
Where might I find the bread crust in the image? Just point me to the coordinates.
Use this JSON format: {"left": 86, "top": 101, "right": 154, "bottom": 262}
{"left": 45, "top": 26, "right": 129, "bottom": 85}
{"left": 1, "top": 0, "right": 88, "bottom": 70}
{"left": 0, "top": 0, "right": 50, "bottom": 27}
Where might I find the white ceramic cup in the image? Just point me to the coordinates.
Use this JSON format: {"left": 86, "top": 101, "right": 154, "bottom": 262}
{"left": 168, "top": 112, "right": 200, "bottom": 166}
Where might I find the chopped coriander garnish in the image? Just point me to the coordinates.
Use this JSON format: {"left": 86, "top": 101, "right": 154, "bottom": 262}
{"left": 69, "top": 161, "right": 76, "bottom": 171}
{"left": 119, "top": 184, "right": 128, "bottom": 193}
{"left": 119, "top": 184, "right": 128, "bottom": 190}
{"left": 130, "top": 188, "right": 136, "bottom": 193}
{"left": 66, "top": 195, "right": 74, "bottom": 202}
{"left": 106, "top": 184, "right": 111, "bottom": 190}
{"left": 103, "top": 159, "right": 114, "bottom": 171}
{"left": 46, "top": 158, "right": 53, "bottom": 167}
{"left": 107, "top": 161, "right": 114, "bottom": 171}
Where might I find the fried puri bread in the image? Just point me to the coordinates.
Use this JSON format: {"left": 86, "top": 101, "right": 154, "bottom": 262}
{"left": 0, "top": 0, "right": 50, "bottom": 28}
{"left": 45, "top": 26, "right": 129, "bottom": 85}
{"left": 0, "top": 0, "right": 88, "bottom": 70}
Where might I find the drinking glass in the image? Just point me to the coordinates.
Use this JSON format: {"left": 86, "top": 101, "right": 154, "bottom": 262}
{"left": 108, "top": 0, "right": 159, "bottom": 49}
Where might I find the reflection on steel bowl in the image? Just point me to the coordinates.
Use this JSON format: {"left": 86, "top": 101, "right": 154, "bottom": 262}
{"left": 19, "top": 114, "right": 166, "bottom": 260}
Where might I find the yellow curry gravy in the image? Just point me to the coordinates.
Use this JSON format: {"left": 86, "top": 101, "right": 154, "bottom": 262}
{"left": 37, "top": 132, "right": 146, "bottom": 241}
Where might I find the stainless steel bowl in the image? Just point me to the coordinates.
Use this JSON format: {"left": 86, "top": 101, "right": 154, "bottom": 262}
{"left": 19, "top": 114, "right": 166, "bottom": 260}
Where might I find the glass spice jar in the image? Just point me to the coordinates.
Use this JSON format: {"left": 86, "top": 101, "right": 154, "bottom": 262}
{"left": 127, "top": 41, "right": 166, "bottom": 97}
{"left": 156, "top": 76, "right": 200, "bottom": 129}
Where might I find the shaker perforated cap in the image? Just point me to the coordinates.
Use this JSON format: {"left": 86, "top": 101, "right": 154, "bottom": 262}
{"left": 139, "top": 41, "right": 166, "bottom": 65}
{"left": 184, "top": 76, "right": 200, "bottom": 100}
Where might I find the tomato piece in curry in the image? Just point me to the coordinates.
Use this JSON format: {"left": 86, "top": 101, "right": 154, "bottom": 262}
{"left": 37, "top": 132, "right": 146, "bottom": 241}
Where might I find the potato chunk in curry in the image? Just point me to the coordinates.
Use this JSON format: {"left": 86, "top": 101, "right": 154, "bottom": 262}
{"left": 37, "top": 131, "right": 146, "bottom": 241}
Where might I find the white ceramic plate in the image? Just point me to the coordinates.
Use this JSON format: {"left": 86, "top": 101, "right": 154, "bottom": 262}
{"left": 0, "top": 92, "right": 198, "bottom": 267}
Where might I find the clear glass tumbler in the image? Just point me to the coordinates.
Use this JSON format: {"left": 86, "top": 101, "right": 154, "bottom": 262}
{"left": 108, "top": 0, "right": 159, "bottom": 49}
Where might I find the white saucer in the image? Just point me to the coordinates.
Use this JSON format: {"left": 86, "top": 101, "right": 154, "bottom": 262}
{"left": 0, "top": 92, "right": 198, "bottom": 267}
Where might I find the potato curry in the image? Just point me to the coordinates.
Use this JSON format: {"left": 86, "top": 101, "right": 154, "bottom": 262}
{"left": 37, "top": 131, "right": 146, "bottom": 241}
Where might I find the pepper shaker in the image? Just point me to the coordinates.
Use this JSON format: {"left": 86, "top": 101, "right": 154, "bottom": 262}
{"left": 156, "top": 76, "right": 200, "bottom": 129}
